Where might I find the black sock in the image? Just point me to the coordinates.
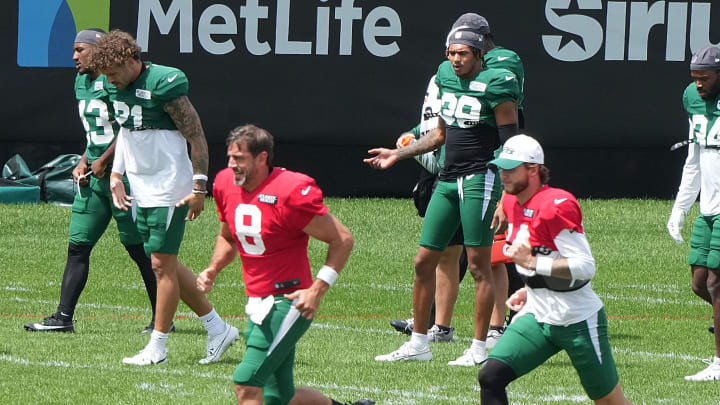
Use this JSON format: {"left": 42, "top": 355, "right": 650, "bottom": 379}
{"left": 490, "top": 325, "right": 505, "bottom": 331}
{"left": 435, "top": 324, "right": 452, "bottom": 332}
{"left": 56, "top": 243, "right": 94, "bottom": 320}
{"left": 124, "top": 243, "right": 157, "bottom": 320}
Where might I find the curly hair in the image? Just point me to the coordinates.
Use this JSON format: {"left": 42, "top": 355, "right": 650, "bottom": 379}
{"left": 89, "top": 29, "right": 141, "bottom": 71}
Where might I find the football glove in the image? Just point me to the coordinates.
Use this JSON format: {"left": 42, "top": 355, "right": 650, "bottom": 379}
{"left": 667, "top": 208, "right": 685, "bottom": 244}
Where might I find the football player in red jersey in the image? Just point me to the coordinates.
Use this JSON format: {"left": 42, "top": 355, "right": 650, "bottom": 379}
{"left": 197, "top": 125, "right": 373, "bottom": 405}
{"left": 478, "top": 135, "right": 632, "bottom": 405}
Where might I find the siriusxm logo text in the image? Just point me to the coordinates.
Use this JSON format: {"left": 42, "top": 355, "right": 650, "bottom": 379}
{"left": 137, "top": 0, "right": 401, "bottom": 57}
{"left": 543, "top": 0, "right": 717, "bottom": 61}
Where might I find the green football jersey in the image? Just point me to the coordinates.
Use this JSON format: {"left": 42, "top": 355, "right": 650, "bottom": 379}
{"left": 435, "top": 60, "right": 520, "bottom": 129}
{"left": 683, "top": 83, "right": 720, "bottom": 147}
{"left": 484, "top": 46, "right": 525, "bottom": 109}
{"left": 111, "top": 62, "right": 189, "bottom": 130}
{"left": 75, "top": 73, "right": 119, "bottom": 163}
{"left": 435, "top": 61, "right": 520, "bottom": 179}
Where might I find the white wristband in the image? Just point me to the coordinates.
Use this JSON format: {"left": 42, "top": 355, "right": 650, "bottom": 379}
{"left": 535, "top": 256, "right": 554, "bottom": 276}
{"left": 193, "top": 174, "right": 208, "bottom": 182}
{"left": 316, "top": 265, "right": 338, "bottom": 286}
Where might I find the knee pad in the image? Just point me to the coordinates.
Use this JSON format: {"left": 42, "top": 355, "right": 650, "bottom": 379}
{"left": 707, "top": 250, "right": 720, "bottom": 270}
{"left": 478, "top": 359, "right": 516, "bottom": 389}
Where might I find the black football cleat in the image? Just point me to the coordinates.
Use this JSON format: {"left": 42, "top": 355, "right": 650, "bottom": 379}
{"left": 390, "top": 318, "right": 413, "bottom": 335}
{"left": 24, "top": 314, "right": 74, "bottom": 333}
{"left": 140, "top": 321, "right": 176, "bottom": 334}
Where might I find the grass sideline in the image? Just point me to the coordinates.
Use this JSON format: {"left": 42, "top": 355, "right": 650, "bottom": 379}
{"left": 0, "top": 198, "right": 717, "bottom": 404}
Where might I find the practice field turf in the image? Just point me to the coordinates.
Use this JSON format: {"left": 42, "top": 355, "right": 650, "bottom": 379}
{"left": 0, "top": 198, "right": 717, "bottom": 404}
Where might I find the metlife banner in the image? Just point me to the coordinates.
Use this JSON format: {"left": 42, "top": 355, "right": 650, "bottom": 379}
{"left": 4, "top": 0, "right": 720, "bottom": 197}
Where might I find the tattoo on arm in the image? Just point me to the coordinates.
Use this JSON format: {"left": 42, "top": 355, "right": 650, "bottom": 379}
{"left": 396, "top": 126, "right": 445, "bottom": 160}
{"left": 164, "top": 96, "right": 209, "bottom": 184}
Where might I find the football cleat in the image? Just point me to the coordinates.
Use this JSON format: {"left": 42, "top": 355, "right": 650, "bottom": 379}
{"left": 24, "top": 314, "right": 74, "bottom": 333}
{"left": 486, "top": 326, "right": 505, "bottom": 349}
{"left": 199, "top": 323, "right": 239, "bottom": 364}
{"left": 710, "top": 325, "right": 715, "bottom": 334}
{"left": 375, "top": 342, "right": 432, "bottom": 362}
{"left": 390, "top": 318, "right": 414, "bottom": 335}
{"left": 684, "top": 358, "right": 720, "bottom": 381}
{"left": 140, "top": 321, "right": 176, "bottom": 334}
{"left": 122, "top": 347, "right": 167, "bottom": 366}
{"left": 428, "top": 325, "right": 455, "bottom": 342}
{"left": 448, "top": 348, "right": 488, "bottom": 367}
{"left": 346, "top": 400, "right": 375, "bottom": 405}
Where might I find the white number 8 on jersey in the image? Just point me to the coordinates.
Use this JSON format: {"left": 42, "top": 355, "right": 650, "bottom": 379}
{"left": 234, "top": 204, "right": 266, "bottom": 255}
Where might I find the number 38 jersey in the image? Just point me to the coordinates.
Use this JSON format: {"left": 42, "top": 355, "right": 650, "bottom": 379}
{"left": 75, "top": 73, "right": 119, "bottom": 163}
{"left": 435, "top": 61, "right": 520, "bottom": 180}
{"left": 213, "top": 167, "right": 329, "bottom": 297}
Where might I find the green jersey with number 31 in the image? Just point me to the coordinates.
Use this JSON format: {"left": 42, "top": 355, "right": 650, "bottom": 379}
{"left": 684, "top": 83, "right": 720, "bottom": 147}
{"left": 111, "top": 62, "right": 189, "bottom": 130}
{"left": 75, "top": 73, "right": 119, "bottom": 163}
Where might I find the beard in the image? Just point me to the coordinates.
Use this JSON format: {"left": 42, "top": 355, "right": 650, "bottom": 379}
{"left": 504, "top": 177, "right": 529, "bottom": 195}
{"left": 233, "top": 170, "right": 247, "bottom": 187}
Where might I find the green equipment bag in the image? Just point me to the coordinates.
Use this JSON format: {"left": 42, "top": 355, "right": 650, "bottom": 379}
{"left": 1, "top": 154, "right": 80, "bottom": 205}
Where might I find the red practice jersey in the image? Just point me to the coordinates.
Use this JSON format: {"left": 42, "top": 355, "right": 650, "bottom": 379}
{"left": 503, "top": 185, "right": 583, "bottom": 252}
{"left": 213, "top": 167, "right": 329, "bottom": 297}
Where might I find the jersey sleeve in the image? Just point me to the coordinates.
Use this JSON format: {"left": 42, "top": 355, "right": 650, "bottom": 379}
{"left": 153, "top": 69, "right": 189, "bottom": 102}
{"left": 682, "top": 83, "right": 693, "bottom": 114}
{"left": 283, "top": 177, "right": 329, "bottom": 230}
{"left": 485, "top": 69, "right": 520, "bottom": 109}
{"left": 538, "top": 195, "right": 584, "bottom": 240}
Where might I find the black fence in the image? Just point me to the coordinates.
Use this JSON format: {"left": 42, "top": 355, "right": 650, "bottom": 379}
{"left": 4, "top": 1, "right": 719, "bottom": 198}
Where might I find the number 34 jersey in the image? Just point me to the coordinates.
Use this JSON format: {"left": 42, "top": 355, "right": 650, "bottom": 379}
{"left": 75, "top": 73, "right": 119, "bottom": 163}
{"left": 213, "top": 167, "right": 329, "bottom": 297}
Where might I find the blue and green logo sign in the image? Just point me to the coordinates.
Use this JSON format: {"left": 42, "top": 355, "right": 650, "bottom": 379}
{"left": 17, "top": 0, "right": 109, "bottom": 67}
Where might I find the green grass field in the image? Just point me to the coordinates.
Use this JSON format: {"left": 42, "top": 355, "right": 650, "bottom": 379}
{"left": 0, "top": 198, "right": 717, "bottom": 404}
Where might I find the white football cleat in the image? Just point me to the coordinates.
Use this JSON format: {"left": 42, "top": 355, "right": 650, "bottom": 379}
{"left": 199, "top": 323, "right": 239, "bottom": 364}
{"left": 122, "top": 347, "right": 167, "bottom": 366}
{"left": 684, "top": 358, "right": 720, "bottom": 381}
{"left": 375, "top": 342, "right": 432, "bottom": 362}
{"left": 448, "top": 348, "right": 488, "bottom": 366}
{"left": 486, "top": 328, "right": 505, "bottom": 350}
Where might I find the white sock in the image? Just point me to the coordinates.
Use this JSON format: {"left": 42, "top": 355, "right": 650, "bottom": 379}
{"left": 199, "top": 308, "right": 226, "bottom": 336}
{"left": 714, "top": 356, "right": 720, "bottom": 365}
{"left": 410, "top": 332, "right": 428, "bottom": 348}
{"left": 471, "top": 339, "right": 486, "bottom": 352}
{"left": 148, "top": 330, "right": 169, "bottom": 352}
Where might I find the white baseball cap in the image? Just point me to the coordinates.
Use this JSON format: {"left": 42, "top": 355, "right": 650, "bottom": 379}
{"left": 488, "top": 134, "right": 544, "bottom": 170}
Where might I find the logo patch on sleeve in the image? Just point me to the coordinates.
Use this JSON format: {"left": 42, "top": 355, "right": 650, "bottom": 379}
{"left": 469, "top": 81, "right": 487, "bottom": 92}
{"left": 135, "top": 89, "right": 151, "bottom": 100}
{"left": 258, "top": 194, "right": 278, "bottom": 204}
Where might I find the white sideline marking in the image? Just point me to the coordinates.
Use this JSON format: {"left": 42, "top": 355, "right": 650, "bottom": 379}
{"left": 613, "top": 348, "right": 705, "bottom": 362}
{"left": 136, "top": 382, "right": 193, "bottom": 397}
{"left": 3, "top": 282, "right": 32, "bottom": 292}
{"left": 0, "top": 353, "right": 690, "bottom": 404}
{"left": 606, "top": 283, "right": 683, "bottom": 294}
{"left": 0, "top": 354, "right": 226, "bottom": 380}
{"left": 13, "top": 297, "right": 149, "bottom": 313}
{"left": 599, "top": 293, "right": 707, "bottom": 307}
